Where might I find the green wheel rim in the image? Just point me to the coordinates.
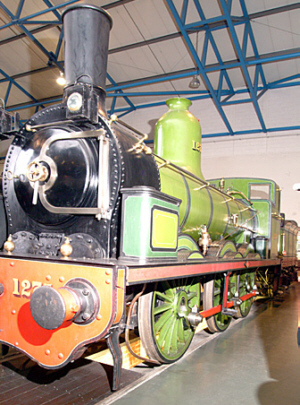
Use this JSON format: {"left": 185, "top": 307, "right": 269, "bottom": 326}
{"left": 204, "top": 274, "right": 237, "bottom": 333}
{"left": 212, "top": 276, "right": 232, "bottom": 331}
{"left": 152, "top": 279, "right": 200, "bottom": 361}
{"left": 237, "top": 272, "right": 255, "bottom": 317}
{"left": 139, "top": 278, "right": 201, "bottom": 363}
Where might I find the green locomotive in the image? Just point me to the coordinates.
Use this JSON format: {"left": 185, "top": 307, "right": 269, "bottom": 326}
{"left": 119, "top": 97, "right": 285, "bottom": 363}
{"left": 121, "top": 97, "right": 281, "bottom": 263}
{"left": 0, "top": 4, "right": 297, "bottom": 390}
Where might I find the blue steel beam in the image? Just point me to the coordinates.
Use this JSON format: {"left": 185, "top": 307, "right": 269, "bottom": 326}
{"left": 0, "top": 1, "right": 63, "bottom": 71}
{"left": 249, "top": 3, "right": 300, "bottom": 19}
{"left": 192, "top": 1, "right": 234, "bottom": 99}
{"left": 270, "top": 74, "right": 300, "bottom": 86}
{"left": 15, "top": 0, "right": 25, "bottom": 19}
{"left": 240, "top": 0, "right": 267, "bottom": 88}
{"left": 270, "top": 81, "right": 300, "bottom": 90}
{"left": 219, "top": 0, "right": 267, "bottom": 132}
{"left": 184, "top": 15, "right": 243, "bottom": 31}
{"left": 110, "top": 93, "right": 118, "bottom": 114}
{"left": 180, "top": 0, "right": 189, "bottom": 24}
{"left": 6, "top": 75, "right": 300, "bottom": 137}
{"left": 165, "top": 0, "right": 234, "bottom": 135}
{"left": 11, "top": 20, "right": 62, "bottom": 25}
{"left": 4, "top": 81, "right": 12, "bottom": 106}
{"left": 106, "top": 73, "right": 135, "bottom": 113}
{"left": 43, "top": 0, "right": 62, "bottom": 21}
{"left": 0, "top": 2, "right": 298, "bottom": 85}
{"left": 7, "top": 83, "right": 275, "bottom": 109}
{"left": 200, "top": 126, "right": 300, "bottom": 139}
{"left": 1, "top": 45, "right": 298, "bottom": 88}
{"left": 0, "top": 67, "right": 39, "bottom": 105}
{"left": 204, "top": 48, "right": 300, "bottom": 73}
{"left": 7, "top": 98, "right": 62, "bottom": 111}
{"left": 43, "top": 0, "right": 64, "bottom": 64}
{"left": 0, "top": 0, "right": 133, "bottom": 30}
{"left": 1, "top": 0, "right": 299, "bottom": 138}
{"left": 109, "top": 2, "right": 299, "bottom": 56}
{"left": 54, "top": 28, "right": 64, "bottom": 61}
{"left": 6, "top": 72, "right": 300, "bottom": 113}
{"left": 0, "top": 0, "right": 80, "bottom": 30}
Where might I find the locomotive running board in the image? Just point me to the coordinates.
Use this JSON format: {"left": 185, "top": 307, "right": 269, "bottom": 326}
{"left": 125, "top": 258, "right": 281, "bottom": 285}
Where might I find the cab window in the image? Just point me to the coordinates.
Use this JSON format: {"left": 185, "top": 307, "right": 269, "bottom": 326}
{"left": 249, "top": 183, "right": 271, "bottom": 200}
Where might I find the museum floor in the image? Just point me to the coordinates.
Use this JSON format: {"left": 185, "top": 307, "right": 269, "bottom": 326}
{"left": 108, "top": 282, "right": 300, "bottom": 405}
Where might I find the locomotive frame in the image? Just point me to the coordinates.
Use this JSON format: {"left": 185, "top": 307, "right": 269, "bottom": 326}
{"left": 0, "top": 4, "right": 298, "bottom": 392}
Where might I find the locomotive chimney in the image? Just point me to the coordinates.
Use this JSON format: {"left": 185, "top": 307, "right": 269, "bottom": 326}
{"left": 62, "top": 4, "right": 112, "bottom": 117}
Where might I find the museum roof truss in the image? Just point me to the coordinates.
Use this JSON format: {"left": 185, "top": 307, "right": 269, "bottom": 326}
{"left": 0, "top": 0, "right": 299, "bottom": 137}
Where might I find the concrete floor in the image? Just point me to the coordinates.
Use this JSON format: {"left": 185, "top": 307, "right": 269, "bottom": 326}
{"left": 110, "top": 283, "right": 300, "bottom": 405}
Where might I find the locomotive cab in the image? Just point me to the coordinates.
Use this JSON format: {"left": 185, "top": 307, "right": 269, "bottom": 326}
{"left": 209, "top": 177, "right": 282, "bottom": 259}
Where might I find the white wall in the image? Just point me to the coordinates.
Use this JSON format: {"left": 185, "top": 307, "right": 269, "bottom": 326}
{"left": 123, "top": 86, "right": 300, "bottom": 224}
{"left": 201, "top": 133, "right": 300, "bottom": 224}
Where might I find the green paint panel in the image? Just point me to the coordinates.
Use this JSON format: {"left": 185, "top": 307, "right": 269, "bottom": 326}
{"left": 152, "top": 209, "right": 178, "bottom": 249}
{"left": 120, "top": 187, "right": 180, "bottom": 260}
{"left": 251, "top": 200, "right": 271, "bottom": 239}
{"left": 188, "top": 252, "right": 204, "bottom": 260}
{"left": 178, "top": 234, "right": 200, "bottom": 251}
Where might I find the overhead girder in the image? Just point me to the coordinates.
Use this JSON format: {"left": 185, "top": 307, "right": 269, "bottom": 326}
{"left": 219, "top": 0, "right": 266, "bottom": 132}
{"left": 0, "top": 0, "right": 63, "bottom": 70}
{"left": 0, "top": 67, "right": 40, "bottom": 108}
{"left": 106, "top": 72, "right": 135, "bottom": 115}
{"left": 0, "top": 24, "right": 59, "bottom": 46}
{"left": 0, "top": 0, "right": 133, "bottom": 31}
{"left": 2, "top": 47, "right": 299, "bottom": 88}
{"left": 166, "top": 0, "right": 234, "bottom": 135}
{"left": 0, "top": 0, "right": 299, "bottom": 136}
{"left": 0, "top": 0, "right": 135, "bottom": 113}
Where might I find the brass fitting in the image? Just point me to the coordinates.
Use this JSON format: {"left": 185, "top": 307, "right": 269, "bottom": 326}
{"left": 4, "top": 235, "right": 15, "bottom": 255}
{"left": 60, "top": 237, "right": 73, "bottom": 259}
{"left": 198, "top": 226, "right": 211, "bottom": 256}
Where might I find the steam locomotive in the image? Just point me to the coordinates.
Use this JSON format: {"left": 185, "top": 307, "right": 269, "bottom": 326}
{"left": 0, "top": 4, "right": 298, "bottom": 390}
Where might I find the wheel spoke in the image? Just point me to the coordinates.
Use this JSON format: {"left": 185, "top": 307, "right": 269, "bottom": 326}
{"left": 163, "top": 318, "right": 177, "bottom": 354}
{"left": 187, "top": 291, "right": 197, "bottom": 300}
{"left": 153, "top": 302, "right": 173, "bottom": 316}
{"left": 177, "top": 317, "right": 185, "bottom": 342}
{"left": 153, "top": 308, "right": 173, "bottom": 334}
{"left": 155, "top": 290, "right": 174, "bottom": 303}
{"left": 161, "top": 281, "right": 175, "bottom": 297}
{"left": 157, "top": 313, "right": 175, "bottom": 346}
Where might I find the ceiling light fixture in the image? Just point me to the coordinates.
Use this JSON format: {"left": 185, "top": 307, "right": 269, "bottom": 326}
{"left": 189, "top": 32, "right": 200, "bottom": 89}
{"left": 56, "top": 71, "right": 66, "bottom": 86}
{"left": 293, "top": 183, "right": 300, "bottom": 191}
{"left": 189, "top": 75, "right": 201, "bottom": 89}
